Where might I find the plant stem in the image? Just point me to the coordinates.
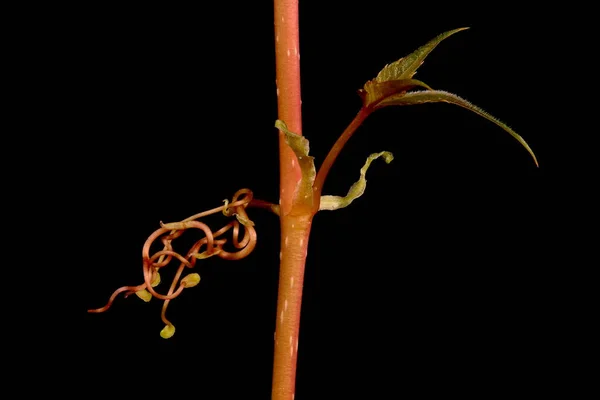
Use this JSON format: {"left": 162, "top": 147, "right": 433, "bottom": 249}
{"left": 313, "top": 107, "right": 372, "bottom": 196}
{"left": 272, "top": 213, "right": 312, "bottom": 400}
{"left": 274, "top": 0, "right": 302, "bottom": 135}
{"left": 274, "top": 0, "right": 303, "bottom": 216}
{"left": 273, "top": 1, "right": 310, "bottom": 399}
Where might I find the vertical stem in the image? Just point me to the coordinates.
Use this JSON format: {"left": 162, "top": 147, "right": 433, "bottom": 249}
{"left": 273, "top": 1, "right": 308, "bottom": 400}
{"left": 272, "top": 214, "right": 312, "bottom": 400}
{"left": 274, "top": 0, "right": 302, "bottom": 135}
{"left": 274, "top": 0, "right": 303, "bottom": 216}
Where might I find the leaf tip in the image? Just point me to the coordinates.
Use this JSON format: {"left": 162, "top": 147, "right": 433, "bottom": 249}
{"left": 532, "top": 153, "right": 540, "bottom": 168}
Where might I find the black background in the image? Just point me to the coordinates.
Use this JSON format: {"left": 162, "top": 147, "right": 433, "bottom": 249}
{"left": 70, "top": 2, "right": 590, "bottom": 399}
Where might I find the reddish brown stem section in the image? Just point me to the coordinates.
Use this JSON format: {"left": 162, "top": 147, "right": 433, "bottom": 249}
{"left": 274, "top": 0, "right": 302, "bottom": 135}
{"left": 275, "top": 0, "right": 303, "bottom": 218}
{"left": 272, "top": 1, "right": 376, "bottom": 397}
{"left": 313, "top": 107, "right": 372, "bottom": 196}
{"left": 273, "top": 1, "right": 308, "bottom": 399}
{"left": 272, "top": 213, "right": 312, "bottom": 400}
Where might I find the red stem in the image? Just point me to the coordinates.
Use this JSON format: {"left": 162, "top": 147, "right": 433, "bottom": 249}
{"left": 313, "top": 107, "right": 372, "bottom": 196}
{"left": 272, "top": 2, "right": 372, "bottom": 398}
{"left": 272, "top": 1, "right": 310, "bottom": 399}
{"left": 272, "top": 214, "right": 312, "bottom": 400}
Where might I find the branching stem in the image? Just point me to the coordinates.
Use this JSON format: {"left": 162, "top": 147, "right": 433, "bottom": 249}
{"left": 314, "top": 107, "right": 372, "bottom": 196}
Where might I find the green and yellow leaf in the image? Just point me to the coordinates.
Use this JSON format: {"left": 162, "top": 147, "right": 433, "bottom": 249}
{"left": 360, "top": 27, "right": 468, "bottom": 108}
{"left": 375, "top": 27, "right": 469, "bottom": 82}
{"left": 376, "top": 90, "right": 538, "bottom": 166}
{"left": 360, "top": 79, "right": 432, "bottom": 108}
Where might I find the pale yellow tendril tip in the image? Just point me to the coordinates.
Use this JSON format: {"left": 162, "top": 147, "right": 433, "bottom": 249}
{"left": 160, "top": 324, "right": 176, "bottom": 339}
{"left": 194, "top": 249, "right": 221, "bottom": 259}
{"left": 181, "top": 273, "right": 201, "bottom": 288}
{"left": 235, "top": 213, "right": 255, "bottom": 226}
{"left": 222, "top": 199, "right": 232, "bottom": 216}
{"left": 151, "top": 272, "right": 161, "bottom": 287}
{"left": 135, "top": 289, "right": 152, "bottom": 302}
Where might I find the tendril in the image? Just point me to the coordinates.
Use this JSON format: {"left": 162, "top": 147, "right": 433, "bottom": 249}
{"left": 88, "top": 188, "right": 264, "bottom": 338}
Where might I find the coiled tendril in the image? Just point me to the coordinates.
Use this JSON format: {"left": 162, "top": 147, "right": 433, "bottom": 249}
{"left": 88, "top": 188, "right": 260, "bottom": 338}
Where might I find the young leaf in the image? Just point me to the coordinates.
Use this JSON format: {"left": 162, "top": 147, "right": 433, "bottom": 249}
{"left": 360, "top": 27, "right": 468, "bottom": 108}
{"left": 319, "top": 151, "right": 394, "bottom": 211}
{"left": 376, "top": 90, "right": 539, "bottom": 166}
{"left": 375, "top": 27, "right": 469, "bottom": 82}
{"left": 360, "top": 78, "right": 432, "bottom": 108}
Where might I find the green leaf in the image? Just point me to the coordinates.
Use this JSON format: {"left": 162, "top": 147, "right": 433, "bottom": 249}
{"left": 319, "top": 151, "right": 394, "bottom": 211}
{"left": 375, "top": 27, "right": 469, "bottom": 82}
{"left": 376, "top": 90, "right": 539, "bottom": 167}
{"left": 360, "top": 27, "right": 467, "bottom": 108}
{"left": 360, "top": 78, "right": 433, "bottom": 108}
